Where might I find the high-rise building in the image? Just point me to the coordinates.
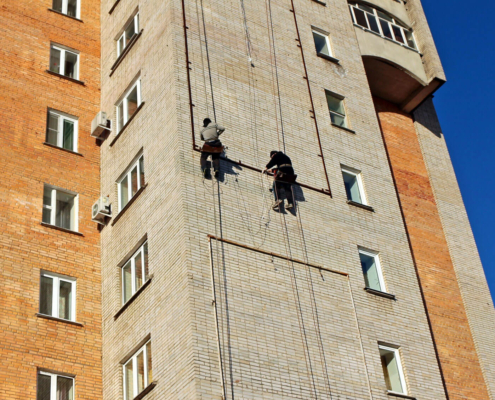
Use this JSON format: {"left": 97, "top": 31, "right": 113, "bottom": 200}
{"left": 1, "top": 0, "right": 494, "bottom": 399}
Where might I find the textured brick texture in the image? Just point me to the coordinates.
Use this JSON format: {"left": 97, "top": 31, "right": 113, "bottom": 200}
{"left": 0, "top": 1, "right": 102, "bottom": 399}
{"left": 375, "top": 97, "right": 490, "bottom": 400}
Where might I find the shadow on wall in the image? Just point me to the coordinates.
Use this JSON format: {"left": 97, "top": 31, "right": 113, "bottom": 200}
{"left": 414, "top": 97, "right": 443, "bottom": 139}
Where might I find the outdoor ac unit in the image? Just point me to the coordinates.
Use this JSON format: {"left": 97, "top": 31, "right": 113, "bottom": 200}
{"left": 91, "top": 111, "right": 112, "bottom": 138}
{"left": 92, "top": 196, "right": 111, "bottom": 225}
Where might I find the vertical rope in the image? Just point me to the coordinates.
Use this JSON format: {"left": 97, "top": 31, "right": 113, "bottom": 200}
{"left": 199, "top": 0, "right": 217, "bottom": 122}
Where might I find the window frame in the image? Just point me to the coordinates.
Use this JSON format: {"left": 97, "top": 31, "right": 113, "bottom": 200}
{"left": 52, "top": 0, "right": 81, "bottom": 19}
{"left": 117, "top": 13, "right": 140, "bottom": 57}
{"left": 37, "top": 370, "right": 75, "bottom": 400}
{"left": 39, "top": 271, "right": 77, "bottom": 322}
{"left": 121, "top": 241, "right": 149, "bottom": 304}
{"left": 49, "top": 44, "right": 80, "bottom": 80}
{"left": 116, "top": 78, "right": 142, "bottom": 133}
{"left": 46, "top": 109, "right": 79, "bottom": 152}
{"left": 341, "top": 166, "right": 368, "bottom": 205}
{"left": 349, "top": 3, "right": 417, "bottom": 50}
{"left": 312, "top": 28, "right": 333, "bottom": 58}
{"left": 358, "top": 247, "right": 386, "bottom": 292}
{"left": 117, "top": 154, "right": 145, "bottom": 212}
{"left": 378, "top": 344, "right": 408, "bottom": 395}
{"left": 325, "top": 90, "right": 348, "bottom": 128}
{"left": 42, "top": 185, "right": 79, "bottom": 232}
{"left": 123, "top": 340, "right": 153, "bottom": 400}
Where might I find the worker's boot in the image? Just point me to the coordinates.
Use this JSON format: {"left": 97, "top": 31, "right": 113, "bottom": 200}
{"left": 202, "top": 168, "right": 210, "bottom": 179}
{"left": 214, "top": 170, "right": 220, "bottom": 179}
{"left": 286, "top": 203, "right": 294, "bottom": 211}
{"left": 272, "top": 200, "right": 282, "bottom": 211}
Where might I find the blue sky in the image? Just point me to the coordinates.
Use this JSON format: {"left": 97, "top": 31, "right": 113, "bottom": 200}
{"left": 422, "top": 1, "right": 495, "bottom": 299}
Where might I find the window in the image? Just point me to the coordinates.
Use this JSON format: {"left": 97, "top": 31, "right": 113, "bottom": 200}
{"left": 123, "top": 340, "right": 153, "bottom": 400}
{"left": 349, "top": 3, "right": 417, "bottom": 49}
{"left": 37, "top": 371, "right": 74, "bottom": 400}
{"left": 52, "top": 0, "right": 80, "bottom": 18}
{"left": 42, "top": 185, "right": 78, "bottom": 231}
{"left": 379, "top": 344, "right": 407, "bottom": 395}
{"left": 312, "top": 29, "right": 332, "bottom": 57}
{"left": 49, "top": 44, "right": 79, "bottom": 80}
{"left": 40, "top": 271, "right": 76, "bottom": 321}
{"left": 359, "top": 248, "right": 385, "bottom": 292}
{"left": 122, "top": 241, "right": 149, "bottom": 304}
{"left": 116, "top": 79, "right": 142, "bottom": 132}
{"left": 46, "top": 110, "right": 78, "bottom": 152}
{"left": 325, "top": 91, "right": 347, "bottom": 128}
{"left": 118, "top": 13, "right": 140, "bottom": 57}
{"left": 117, "top": 154, "right": 145, "bottom": 211}
{"left": 341, "top": 166, "right": 367, "bottom": 204}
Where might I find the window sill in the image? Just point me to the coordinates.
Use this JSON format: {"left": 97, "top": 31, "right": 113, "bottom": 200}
{"left": 41, "top": 222, "right": 83, "bottom": 236}
{"left": 109, "top": 0, "right": 121, "bottom": 14}
{"left": 114, "top": 276, "right": 153, "bottom": 320}
{"left": 43, "top": 142, "right": 83, "bottom": 157}
{"left": 109, "top": 102, "right": 145, "bottom": 147}
{"left": 347, "top": 200, "right": 374, "bottom": 212}
{"left": 110, "top": 30, "right": 143, "bottom": 77}
{"left": 331, "top": 123, "right": 355, "bottom": 134}
{"left": 311, "top": 0, "right": 326, "bottom": 5}
{"left": 317, "top": 52, "right": 339, "bottom": 64}
{"left": 133, "top": 382, "right": 157, "bottom": 400}
{"left": 365, "top": 287, "right": 396, "bottom": 300}
{"left": 36, "top": 313, "right": 84, "bottom": 327}
{"left": 111, "top": 183, "right": 148, "bottom": 226}
{"left": 387, "top": 391, "right": 416, "bottom": 400}
{"left": 48, "top": 8, "right": 83, "bottom": 22}
{"left": 46, "top": 70, "right": 85, "bottom": 86}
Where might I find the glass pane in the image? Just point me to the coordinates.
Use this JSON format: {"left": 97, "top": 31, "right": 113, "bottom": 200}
{"left": 360, "top": 253, "right": 381, "bottom": 290}
{"left": 117, "top": 102, "right": 124, "bottom": 131}
{"left": 358, "top": 4, "right": 374, "bottom": 13}
{"left": 139, "top": 156, "right": 145, "bottom": 188}
{"left": 37, "top": 373, "right": 52, "bottom": 400}
{"left": 326, "top": 93, "right": 345, "bottom": 115}
{"left": 50, "top": 47, "right": 62, "bottom": 74}
{"left": 353, "top": 8, "right": 368, "bottom": 29}
{"left": 405, "top": 31, "right": 416, "bottom": 49}
{"left": 64, "top": 51, "right": 78, "bottom": 79}
{"left": 137, "top": 351, "right": 145, "bottom": 393}
{"left": 40, "top": 276, "right": 54, "bottom": 316}
{"left": 47, "top": 113, "right": 59, "bottom": 145}
{"left": 52, "top": 0, "right": 63, "bottom": 12}
{"left": 123, "top": 261, "right": 133, "bottom": 303}
{"left": 380, "top": 20, "right": 393, "bottom": 39}
{"left": 57, "top": 376, "right": 74, "bottom": 400}
{"left": 124, "top": 360, "right": 134, "bottom": 400}
{"left": 59, "top": 280, "right": 72, "bottom": 320}
{"left": 143, "top": 242, "right": 149, "bottom": 280}
{"left": 118, "top": 36, "right": 125, "bottom": 56}
{"left": 55, "top": 191, "right": 74, "bottom": 230}
{"left": 131, "top": 166, "right": 138, "bottom": 196}
{"left": 392, "top": 25, "right": 405, "bottom": 43}
{"left": 126, "top": 86, "right": 139, "bottom": 120}
{"left": 312, "top": 32, "right": 329, "bottom": 56}
{"left": 330, "top": 112, "right": 346, "bottom": 127}
{"left": 62, "top": 119, "right": 74, "bottom": 151}
{"left": 67, "top": 0, "right": 77, "bottom": 17}
{"left": 146, "top": 342, "right": 152, "bottom": 384}
{"left": 120, "top": 175, "right": 129, "bottom": 209}
{"left": 367, "top": 14, "right": 380, "bottom": 34}
{"left": 377, "top": 10, "right": 393, "bottom": 22}
{"left": 342, "top": 171, "right": 362, "bottom": 203}
{"left": 380, "top": 348, "right": 404, "bottom": 393}
{"left": 135, "top": 252, "right": 143, "bottom": 291}
{"left": 125, "top": 19, "right": 137, "bottom": 43}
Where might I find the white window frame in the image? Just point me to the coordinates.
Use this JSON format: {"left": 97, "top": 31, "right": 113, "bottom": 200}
{"left": 50, "top": 44, "right": 80, "bottom": 80}
{"left": 42, "top": 185, "right": 79, "bottom": 232}
{"left": 349, "top": 3, "right": 417, "bottom": 50}
{"left": 116, "top": 78, "right": 142, "bottom": 133}
{"left": 358, "top": 248, "right": 386, "bottom": 292}
{"left": 52, "top": 0, "right": 81, "bottom": 19}
{"left": 121, "top": 241, "right": 149, "bottom": 304}
{"left": 341, "top": 166, "right": 368, "bottom": 205}
{"left": 117, "top": 154, "right": 145, "bottom": 212}
{"left": 378, "top": 344, "right": 408, "bottom": 395}
{"left": 325, "top": 90, "right": 348, "bottom": 128}
{"left": 312, "top": 28, "right": 333, "bottom": 57}
{"left": 47, "top": 109, "right": 79, "bottom": 152}
{"left": 40, "top": 271, "right": 77, "bottom": 322}
{"left": 37, "top": 371, "right": 75, "bottom": 400}
{"left": 117, "top": 13, "right": 140, "bottom": 57}
{"left": 123, "top": 340, "right": 152, "bottom": 400}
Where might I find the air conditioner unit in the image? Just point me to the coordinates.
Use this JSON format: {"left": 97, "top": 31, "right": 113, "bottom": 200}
{"left": 91, "top": 111, "right": 112, "bottom": 138}
{"left": 92, "top": 196, "right": 111, "bottom": 225}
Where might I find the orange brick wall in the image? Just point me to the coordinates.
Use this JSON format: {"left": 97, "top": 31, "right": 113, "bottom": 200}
{"left": 374, "top": 97, "right": 490, "bottom": 400}
{"left": 0, "top": 1, "right": 102, "bottom": 399}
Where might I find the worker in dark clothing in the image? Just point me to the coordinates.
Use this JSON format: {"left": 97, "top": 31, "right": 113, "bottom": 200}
{"left": 263, "top": 150, "right": 297, "bottom": 211}
{"left": 200, "top": 118, "right": 225, "bottom": 179}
